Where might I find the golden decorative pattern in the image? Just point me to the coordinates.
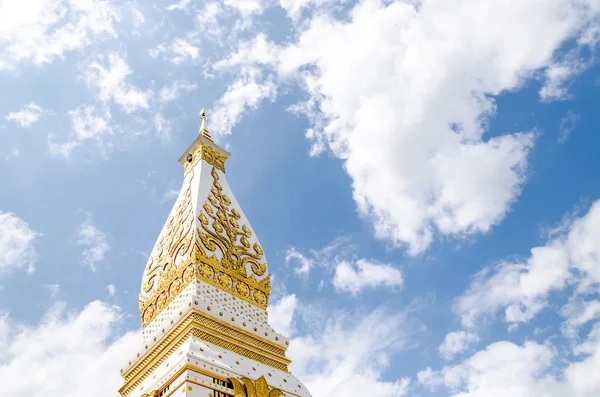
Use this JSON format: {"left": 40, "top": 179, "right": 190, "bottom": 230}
{"left": 140, "top": 241, "right": 203, "bottom": 327}
{"left": 230, "top": 376, "right": 283, "bottom": 397}
{"left": 122, "top": 310, "right": 290, "bottom": 395}
{"left": 191, "top": 329, "right": 288, "bottom": 371}
{"left": 196, "top": 167, "right": 270, "bottom": 306}
{"left": 184, "top": 142, "right": 228, "bottom": 175}
{"left": 140, "top": 168, "right": 195, "bottom": 320}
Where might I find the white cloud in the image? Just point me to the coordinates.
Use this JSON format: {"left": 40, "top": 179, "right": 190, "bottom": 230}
{"left": 558, "top": 111, "right": 581, "bottom": 144}
{"left": 150, "top": 38, "right": 200, "bottom": 65}
{"left": 269, "top": 294, "right": 416, "bottom": 397}
{"left": 4, "top": 149, "right": 20, "bottom": 161}
{"left": 48, "top": 105, "right": 112, "bottom": 157}
{"left": 539, "top": 48, "right": 591, "bottom": 102}
{"left": 0, "top": 0, "right": 118, "bottom": 69}
{"left": 0, "top": 212, "right": 38, "bottom": 276}
{"left": 85, "top": 53, "right": 151, "bottom": 113}
{"left": 0, "top": 300, "right": 139, "bottom": 397}
{"left": 153, "top": 80, "right": 197, "bottom": 139}
{"left": 76, "top": 212, "right": 110, "bottom": 272}
{"left": 285, "top": 247, "right": 314, "bottom": 276}
{"left": 455, "top": 200, "right": 600, "bottom": 329}
{"left": 44, "top": 284, "right": 61, "bottom": 298}
{"left": 268, "top": 294, "right": 298, "bottom": 336}
{"left": 278, "top": 0, "right": 345, "bottom": 21}
{"left": 333, "top": 259, "right": 403, "bottom": 295}
{"left": 419, "top": 341, "right": 558, "bottom": 396}
{"left": 106, "top": 284, "right": 116, "bottom": 297}
{"left": 223, "top": 0, "right": 264, "bottom": 17}
{"left": 167, "top": 0, "right": 192, "bottom": 11}
{"left": 161, "top": 182, "right": 181, "bottom": 203}
{"left": 561, "top": 298, "right": 600, "bottom": 339}
{"left": 210, "top": 68, "right": 277, "bottom": 136}
{"left": 131, "top": 7, "right": 145, "bottom": 31}
{"left": 5, "top": 103, "right": 45, "bottom": 128}
{"left": 419, "top": 327, "right": 600, "bottom": 397}
{"left": 438, "top": 331, "right": 479, "bottom": 361}
{"left": 159, "top": 80, "right": 197, "bottom": 105}
{"left": 220, "top": 0, "right": 600, "bottom": 255}
{"left": 196, "top": 2, "right": 224, "bottom": 39}
{"left": 286, "top": 237, "right": 402, "bottom": 294}
{"left": 153, "top": 113, "right": 172, "bottom": 140}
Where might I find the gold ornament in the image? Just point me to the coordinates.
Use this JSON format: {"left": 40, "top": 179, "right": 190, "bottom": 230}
{"left": 184, "top": 142, "right": 228, "bottom": 175}
{"left": 230, "top": 376, "right": 283, "bottom": 397}
{"left": 198, "top": 167, "right": 267, "bottom": 279}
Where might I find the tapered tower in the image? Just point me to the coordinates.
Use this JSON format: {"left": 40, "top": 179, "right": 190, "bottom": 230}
{"left": 119, "top": 110, "right": 311, "bottom": 397}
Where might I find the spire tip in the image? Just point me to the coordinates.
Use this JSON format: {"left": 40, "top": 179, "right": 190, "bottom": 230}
{"left": 199, "top": 108, "right": 212, "bottom": 141}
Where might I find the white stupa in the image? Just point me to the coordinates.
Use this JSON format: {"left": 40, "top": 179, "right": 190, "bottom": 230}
{"left": 119, "top": 110, "right": 311, "bottom": 397}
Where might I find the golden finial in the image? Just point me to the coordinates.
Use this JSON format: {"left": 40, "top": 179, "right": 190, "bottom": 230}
{"left": 199, "top": 108, "right": 213, "bottom": 141}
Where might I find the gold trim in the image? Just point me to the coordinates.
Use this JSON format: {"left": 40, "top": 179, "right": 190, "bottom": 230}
{"left": 184, "top": 143, "right": 227, "bottom": 175}
{"left": 140, "top": 169, "right": 195, "bottom": 323}
{"left": 230, "top": 376, "right": 282, "bottom": 397}
{"left": 142, "top": 364, "right": 236, "bottom": 397}
{"left": 121, "top": 310, "right": 290, "bottom": 396}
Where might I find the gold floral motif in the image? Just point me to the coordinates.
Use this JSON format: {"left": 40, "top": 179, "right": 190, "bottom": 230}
{"left": 230, "top": 376, "right": 283, "bottom": 397}
{"left": 140, "top": 168, "right": 195, "bottom": 315}
{"left": 198, "top": 166, "right": 268, "bottom": 279}
{"left": 195, "top": 252, "right": 271, "bottom": 310}
{"left": 218, "top": 272, "right": 233, "bottom": 288}
{"left": 200, "top": 263, "right": 214, "bottom": 279}
{"left": 236, "top": 282, "right": 249, "bottom": 297}
{"left": 140, "top": 243, "right": 205, "bottom": 327}
{"left": 184, "top": 142, "right": 228, "bottom": 175}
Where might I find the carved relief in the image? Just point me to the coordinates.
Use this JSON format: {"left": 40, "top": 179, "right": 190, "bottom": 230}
{"left": 230, "top": 376, "right": 283, "bottom": 397}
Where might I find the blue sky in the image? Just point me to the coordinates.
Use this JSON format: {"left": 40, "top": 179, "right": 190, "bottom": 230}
{"left": 1, "top": 1, "right": 600, "bottom": 396}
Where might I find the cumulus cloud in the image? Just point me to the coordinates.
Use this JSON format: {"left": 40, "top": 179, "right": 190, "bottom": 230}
{"left": 0, "top": 212, "right": 38, "bottom": 276}
{"left": 333, "top": 259, "right": 403, "bottom": 295}
{"left": 420, "top": 200, "right": 600, "bottom": 395}
{"left": 438, "top": 331, "right": 479, "bottom": 361}
{"left": 217, "top": 0, "right": 600, "bottom": 255}
{"left": 0, "top": 300, "right": 139, "bottom": 397}
{"left": 268, "top": 294, "right": 298, "bottom": 337}
{"left": 85, "top": 53, "right": 151, "bottom": 113}
{"left": 76, "top": 212, "right": 110, "bottom": 272}
{"left": 455, "top": 200, "right": 600, "bottom": 329}
{"left": 419, "top": 330, "right": 600, "bottom": 397}
{"left": 5, "top": 103, "right": 45, "bottom": 128}
{"left": 269, "top": 294, "right": 417, "bottom": 397}
{"left": 0, "top": 0, "right": 118, "bottom": 69}
{"left": 210, "top": 67, "right": 277, "bottom": 136}
{"left": 285, "top": 236, "right": 402, "bottom": 294}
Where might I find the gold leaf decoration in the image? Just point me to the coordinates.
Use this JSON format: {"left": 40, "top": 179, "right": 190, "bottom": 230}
{"left": 183, "top": 142, "right": 228, "bottom": 175}
{"left": 140, "top": 169, "right": 196, "bottom": 299}
{"left": 196, "top": 167, "right": 270, "bottom": 307}
{"left": 230, "top": 376, "right": 283, "bottom": 397}
{"left": 198, "top": 167, "right": 267, "bottom": 278}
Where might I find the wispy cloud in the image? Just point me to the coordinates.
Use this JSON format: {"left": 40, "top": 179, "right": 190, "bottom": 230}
{"left": 5, "top": 103, "right": 45, "bottom": 128}
{"left": 0, "top": 212, "right": 38, "bottom": 276}
{"left": 76, "top": 212, "right": 110, "bottom": 272}
{"left": 558, "top": 111, "right": 580, "bottom": 144}
{"left": 85, "top": 53, "right": 151, "bottom": 113}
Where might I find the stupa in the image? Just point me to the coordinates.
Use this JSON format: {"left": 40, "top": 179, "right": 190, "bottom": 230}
{"left": 118, "top": 110, "right": 311, "bottom": 397}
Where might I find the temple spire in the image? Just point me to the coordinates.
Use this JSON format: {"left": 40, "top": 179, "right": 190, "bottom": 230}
{"left": 199, "top": 108, "right": 213, "bottom": 141}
